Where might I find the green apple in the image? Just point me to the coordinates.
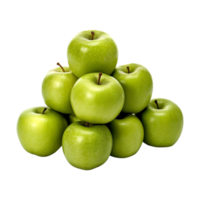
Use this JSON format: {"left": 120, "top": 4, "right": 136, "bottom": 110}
{"left": 62, "top": 122, "right": 112, "bottom": 170}
{"left": 68, "top": 114, "right": 81, "bottom": 124}
{"left": 71, "top": 73, "right": 125, "bottom": 124}
{"left": 108, "top": 114, "right": 144, "bottom": 158}
{"left": 42, "top": 63, "right": 77, "bottom": 114}
{"left": 67, "top": 30, "right": 118, "bottom": 78}
{"left": 17, "top": 107, "right": 68, "bottom": 156}
{"left": 137, "top": 98, "right": 184, "bottom": 147}
{"left": 112, "top": 63, "right": 153, "bottom": 113}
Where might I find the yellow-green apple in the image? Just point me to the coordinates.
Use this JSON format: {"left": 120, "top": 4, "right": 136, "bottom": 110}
{"left": 17, "top": 107, "right": 68, "bottom": 156}
{"left": 42, "top": 63, "right": 77, "bottom": 114}
{"left": 67, "top": 30, "right": 118, "bottom": 78}
{"left": 112, "top": 63, "right": 153, "bottom": 113}
{"left": 71, "top": 73, "right": 125, "bottom": 124}
{"left": 68, "top": 114, "right": 81, "bottom": 124}
{"left": 108, "top": 113, "right": 144, "bottom": 158}
{"left": 137, "top": 98, "right": 184, "bottom": 147}
{"left": 62, "top": 122, "right": 112, "bottom": 170}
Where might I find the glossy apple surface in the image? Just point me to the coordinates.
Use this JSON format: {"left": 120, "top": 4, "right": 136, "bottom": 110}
{"left": 42, "top": 64, "right": 77, "bottom": 114}
{"left": 112, "top": 63, "right": 153, "bottom": 113}
{"left": 67, "top": 30, "right": 118, "bottom": 78}
{"left": 108, "top": 114, "right": 144, "bottom": 158}
{"left": 137, "top": 98, "right": 184, "bottom": 147}
{"left": 62, "top": 122, "right": 112, "bottom": 170}
{"left": 17, "top": 107, "right": 68, "bottom": 156}
{"left": 71, "top": 73, "right": 125, "bottom": 124}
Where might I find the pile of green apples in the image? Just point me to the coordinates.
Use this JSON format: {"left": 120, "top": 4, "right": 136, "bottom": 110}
{"left": 17, "top": 30, "right": 184, "bottom": 170}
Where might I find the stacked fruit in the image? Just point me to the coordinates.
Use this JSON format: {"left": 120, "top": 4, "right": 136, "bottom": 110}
{"left": 17, "top": 30, "right": 184, "bottom": 170}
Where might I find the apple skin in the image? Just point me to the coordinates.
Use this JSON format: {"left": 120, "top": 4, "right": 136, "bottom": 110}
{"left": 137, "top": 98, "right": 184, "bottom": 147}
{"left": 68, "top": 114, "right": 81, "bottom": 124}
{"left": 17, "top": 107, "right": 68, "bottom": 156}
{"left": 62, "top": 122, "right": 113, "bottom": 170}
{"left": 71, "top": 73, "right": 125, "bottom": 124}
{"left": 108, "top": 114, "right": 144, "bottom": 158}
{"left": 112, "top": 63, "right": 153, "bottom": 113}
{"left": 42, "top": 66, "right": 77, "bottom": 114}
{"left": 67, "top": 30, "right": 118, "bottom": 78}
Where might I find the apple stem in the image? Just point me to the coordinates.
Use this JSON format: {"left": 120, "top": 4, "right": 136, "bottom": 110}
{"left": 57, "top": 62, "right": 65, "bottom": 72}
{"left": 127, "top": 66, "right": 130, "bottom": 73}
{"left": 85, "top": 122, "right": 89, "bottom": 127}
{"left": 91, "top": 31, "right": 95, "bottom": 40}
{"left": 154, "top": 100, "right": 159, "bottom": 109}
{"left": 42, "top": 108, "right": 47, "bottom": 114}
{"left": 98, "top": 73, "right": 102, "bottom": 85}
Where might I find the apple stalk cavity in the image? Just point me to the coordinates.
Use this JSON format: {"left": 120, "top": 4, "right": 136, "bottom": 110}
{"left": 154, "top": 100, "right": 159, "bottom": 109}
{"left": 85, "top": 122, "right": 89, "bottom": 127}
{"left": 98, "top": 73, "right": 102, "bottom": 85}
{"left": 127, "top": 66, "right": 130, "bottom": 73}
{"left": 57, "top": 62, "right": 65, "bottom": 72}
{"left": 91, "top": 31, "right": 95, "bottom": 40}
{"left": 42, "top": 107, "right": 47, "bottom": 114}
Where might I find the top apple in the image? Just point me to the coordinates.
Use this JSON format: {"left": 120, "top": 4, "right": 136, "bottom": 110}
{"left": 67, "top": 30, "right": 118, "bottom": 78}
